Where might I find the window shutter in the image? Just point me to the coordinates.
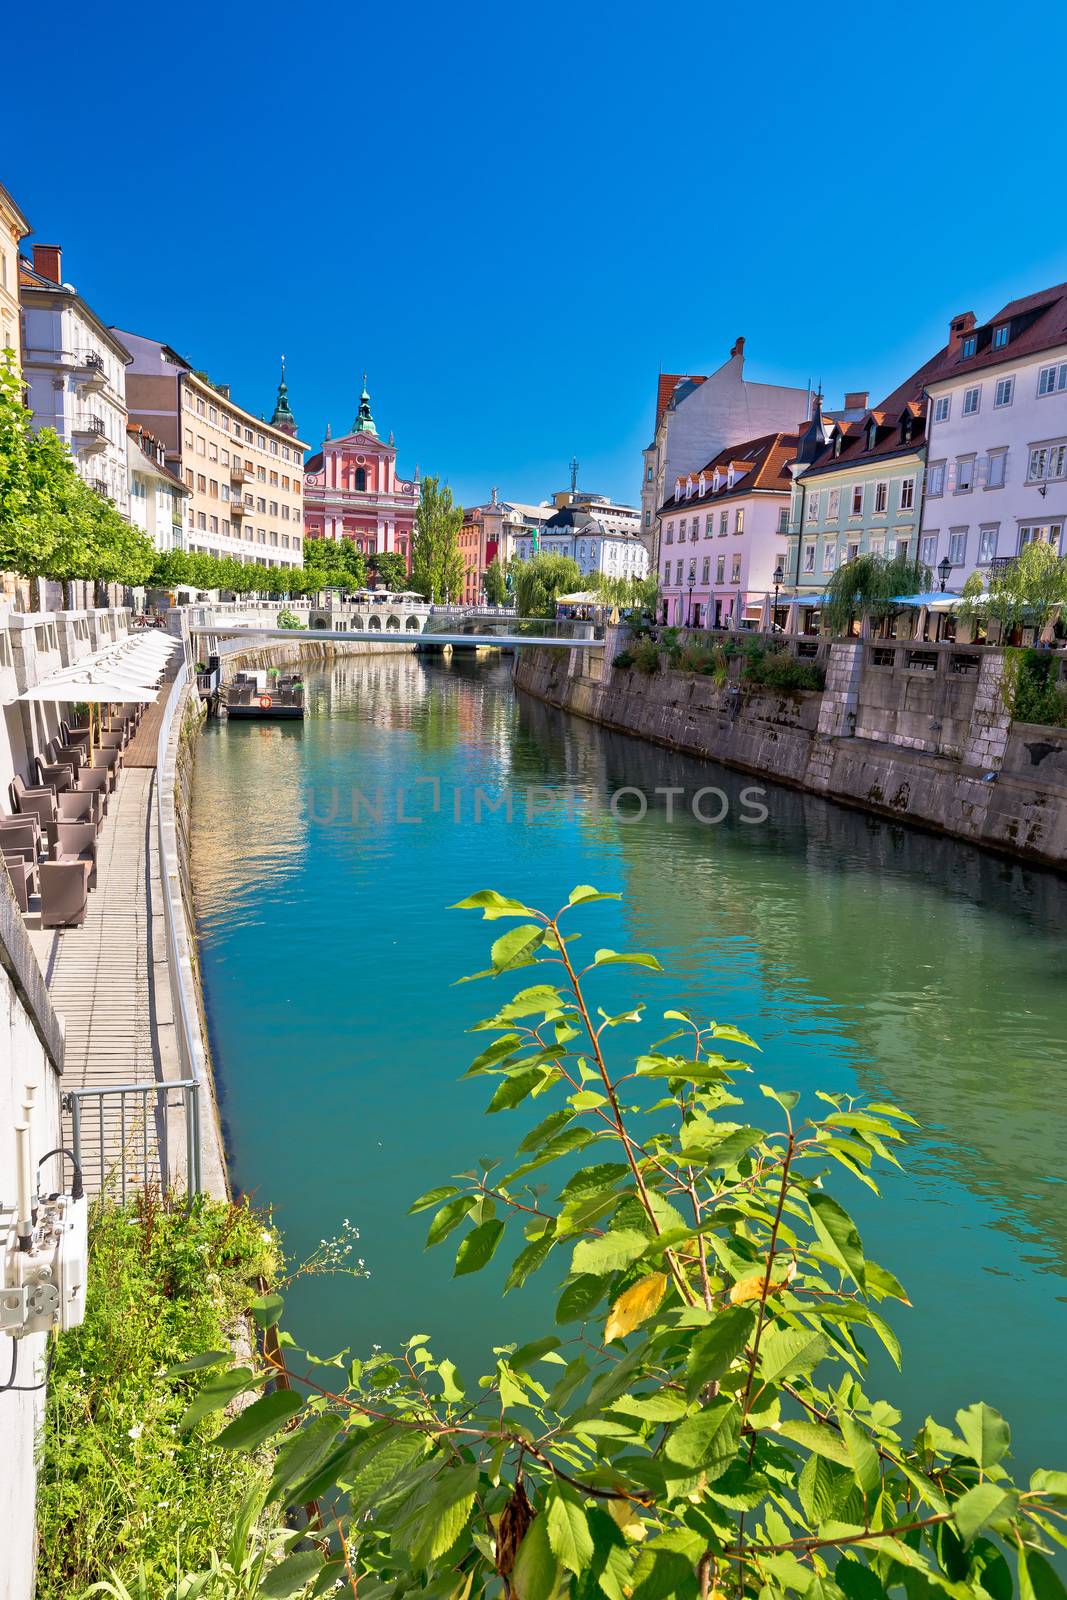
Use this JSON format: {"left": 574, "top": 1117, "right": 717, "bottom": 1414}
{"left": 976, "top": 456, "right": 989, "bottom": 487}
{"left": 946, "top": 462, "right": 957, "bottom": 492}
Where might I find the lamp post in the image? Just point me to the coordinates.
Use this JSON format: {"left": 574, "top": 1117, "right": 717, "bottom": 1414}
{"left": 772, "top": 562, "right": 784, "bottom": 632}
{"left": 687, "top": 579, "right": 694, "bottom": 626}
{"left": 938, "top": 556, "right": 952, "bottom": 592}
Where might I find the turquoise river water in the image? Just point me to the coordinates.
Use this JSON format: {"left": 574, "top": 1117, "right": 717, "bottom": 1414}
{"left": 190, "top": 653, "right": 1067, "bottom": 1479}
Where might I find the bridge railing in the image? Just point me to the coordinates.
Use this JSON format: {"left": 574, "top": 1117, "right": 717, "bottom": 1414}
{"left": 420, "top": 614, "right": 604, "bottom": 641}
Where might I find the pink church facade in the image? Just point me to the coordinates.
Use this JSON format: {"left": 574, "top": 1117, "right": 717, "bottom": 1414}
{"left": 302, "top": 381, "right": 418, "bottom": 568}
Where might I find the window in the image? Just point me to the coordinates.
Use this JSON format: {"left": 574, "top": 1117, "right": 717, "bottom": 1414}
{"left": 716, "top": 555, "right": 725, "bottom": 583}
{"left": 679, "top": 518, "right": 687, "bottom": 540}
{"left": 209, "top": 479, "right": 218, "bottom": 498}
{"left": 933, "top": 396, "right": 951, "bottom": 423}
{"left": 869, "top": 536, "right": 884, "bottom": 556}
{"left": 978, "top": 525, "right": 998, "bottom": 564}
{"left": 731, "top": 555, "right": 742, "bottom": 583}
{"left": 850, "top": 485, "right": 863, "bottom": 515}
{"left": 899, "top": 476, "right": 915, "bottom": 510}
{"left": 847, "top": 541, "right": 859, "bottom": 562}
{"left": 962, "top": 335, "right": 977, "bottom": 358}
{"left": 896, "top": 538, "right": 910, "bottom": 560}
{"left": 719, "top": 510, "right": 728, "bottom": 536}
{"left": 691, "top": 519, "right": 699, "bottom": 541}
{"left": 644, "top": 509, "right": 651, "bottom": 527}
{"left": 1038, "top": 362, "right": 1067, "bottom": 396}
{"left": 955, "top": 457, "right": 975, "bottom": 492}
{"left": 927, "top": 461, "right": 945, "bottom": 497}
{"left": 994, "top": 376, "right": 1014, "bottom": 408}
{"left": 920, "top": 534, "right": 937, "bottom": 566}
{"left": 806, "top": 492, "right": 820, "bottom": 522}
{"left": 803, "top": 543, "right": 815, "bottom": 573}
{"left": 993, "top": 325, "right": 1009, "bottom": 349}
{"left": 705, "top": 514, "right": 713, "bottom": 537}
{"left": 962, "top": 386, "right": 981, "bottom": 416}
{"left": 665, "top": 522, "right": 674, "bottom": 544}
{"left": 874, "top": 481, "right": 888, "bottom": 513}
{"left": 827, "top": 488, "right": 840, "bottom": 519}
{"left": 735, "top": 508, "right": 744, "bottom": 533}
{"left": 948, "top": 530, "right": 967, "bottom": 565}
{"left": 646, "top": 466, "right": 653, "bottom": 481}
{"left": 1028, "top": 442, "right": 1067, "bottom": 482}
{"left": 702, "top": 557, "right": 710, "bottom": 582}
{"left": 822, "top": 542, "right": 837, "bottom": 572}
{"left": 777, "top": 507, "right": 789, "bottom": 534}
{"left": 196, "top": 473, "right": 206, "bottom": 492}
{"left": 1019, "top": 523, "right": 1062, "bottom": 552}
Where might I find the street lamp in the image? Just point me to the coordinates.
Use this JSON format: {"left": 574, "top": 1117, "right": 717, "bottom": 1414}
{"left": 687, "top": 579, "right": 694, "bottom": 626}
{"left": 938, "top": 556, "right": 952, "bottom": 592}
{"left": 772, "top": 562, "right": 784, "bottom": 631}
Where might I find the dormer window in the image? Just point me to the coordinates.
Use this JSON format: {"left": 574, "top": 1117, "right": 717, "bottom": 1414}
{"left": 993, "top": 325, "right": 1009, "bottom": 350}
{"left": 712, "top": 470, "right": 721, "bottom": 492}
{"left": 901, "top": 414, "right": 913, "bottom": 444}
{"left": 833, "top": 433, "right": 843, "bottom": 458}
{"left": 962, "top": 334, "right": 977, "bottom": 358}
{"left": 866, "top": 422, "right": 877, "bottom": 451}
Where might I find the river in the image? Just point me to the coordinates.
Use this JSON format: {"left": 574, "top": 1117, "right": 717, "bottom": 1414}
{"left": 190, "top": 652, "right": 1067, "bottom": 1479}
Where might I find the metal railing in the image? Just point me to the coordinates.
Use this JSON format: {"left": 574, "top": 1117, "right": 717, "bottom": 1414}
{"left": 66, "top": 1079, "right": 202, "bottom": 1200}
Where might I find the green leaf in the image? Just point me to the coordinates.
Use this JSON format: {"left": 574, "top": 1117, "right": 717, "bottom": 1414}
{"left": 568, "top": 885, "right": 621, "bottom": 906}
{"left": 809, "top": 1192, "right": 867, "bottom": 1291}
{"left": 408, "top": 1184, "right": 459, "bottom": 1214}
{"left": 592, "top": 948, "right": 663, "bottom": 971}
{"left": 454, "top": 1218, "right": 505, "bottom": 1276}
{"left": 491, "top": 923, "right": 545, "bottom": 971}
{"left": 757, "top": 1327, "right": 828, "bottom": 1388}
{"left": 179, "top": 1365, "right": 258, "bottom": 1431}
{"left": 250, "top": 1292, "right": 284, "bottom": 1329}
{"left": 953, "top": 1482, "right": 1018, "bottom": 1545}
{"left": 760, "top": 1084, "right": 798, "bottom": 1110}
{"left": 258, "top": 1550, "right": 325, "bottom": 1599}
{"left": 487, "top": 1067, "right": 546, "bottom": 1112}
{"left": 839, "top": 1412, "right": 880, "bottom": 1497}
{"left": 504, "top": 1125, "right": 596, "bottom": 1181}
{"left": 513, "top": 1510, "right": 559, "bottom": 1600}
{"left": 559, "top": 1163, "right": 630, "bottom": 1201}
{"left": 452, "top": 890, "right": 536, "bottom": 919}
{"left": 685, "top": 1307, "right": 754, "bottom": 1398}
{"left": 267, "top": 1415, "right": 345, "bottom": 1504}
{"left": 777, "top": 1418, "right": 852, "bottom": 1466}
{"left": 1031, "top": 1469, "right": 1067, "bottom": 1501}
{"left": 510, "top": 1335, "right": 562, "bottom": 1372}
{"left": 956, "top": 1402, "right": 1011, "bottom": 1470}
{"left": 425, "top": 1194, "right": 476, "bottom": 1247}
{"left": 571, "top": 1229, "right": 649, "bottom": 1277}
{"left": 1019, "top": 1549, "right": 1067, "bottom": 1600}
{"left": 466, "top": 1034, "right": 526, "bottom": 1073}
{"left": 214, "top": 1388, "right": 304, "bottom": 1450}
{"left": 834, "top": 1556, "right": 889, "bottom": 1600}
{"left": 165, "top": 1350, "right": 229, "bottom": 1376}
{"left": 499, "top": 984, "right": 566, "bottom": 1019}
{"left": 413, "top": 1463, "right": 480, "bottom": 1561}
{"left": 556, "top": 1274, "right": 608, "bottom": 1324}
{"left": 437, "top": 1359, "right": 464, "bottom": 1402}
{"left": 504, "top": 1233, "right": 557, "bottom": 1293}
{"left": 712, "top": 1024, "right": 761, "bottom": 1050}
{"left": 662, "top": 1397, "right": 739, "bottom": 1479}
{"left": 547, "top": 1492, "right": 595, "bottom": 1574}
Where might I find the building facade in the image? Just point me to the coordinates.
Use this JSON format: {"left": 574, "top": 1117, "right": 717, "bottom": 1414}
{"left": 458, "top": 493, "right": 555, "bottom": 604}
{"left": 657, "top": 434, "right": 796, "bottom": 627}
{"left": 920, "top": 286, "right": 1067, "bottom": 586}
{"left": 641, "top": 340, "right": 816, "bottom": 565}
{"left": 302, "top": 382, "right": 417, "bottom": 570}
{"left": 20, "top": 244, "right": 132, "bottom": 514}
{"left": 0, "top": 181, "right": 29, "bottom": 367}
{"left": 514, "top": 503, "right": 650, "bottom": 583}
{"left": 116, "top": 330, "right": 307, "bottom": 572}
{"left": 127, "top": 423, "right": 188, "bottom": 553}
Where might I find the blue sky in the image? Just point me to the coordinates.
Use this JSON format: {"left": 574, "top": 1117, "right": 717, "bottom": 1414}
{"left": 7, "top": 0, "right": 1067, "bottom": 510}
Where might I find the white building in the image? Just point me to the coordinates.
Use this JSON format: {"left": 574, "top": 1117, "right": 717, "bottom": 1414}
{"left": 641, "top": 339, "right": 823, "bottom": 563}
{"left": 127, "top": 424, "right": 189, "bottom": 552}
{"left": 514, "top": 503, "right": 649, "bottom": 581}
{"left": 920, "top": 288, "right": 1067, "bottom": 587}
{"left": 19, "top": 244, "right": 131, "bottom": 514}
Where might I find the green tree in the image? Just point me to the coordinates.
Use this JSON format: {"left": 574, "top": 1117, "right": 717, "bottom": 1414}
{"left": 369, "top": 549, "right": 409, "bottom": 591}
{"left": 411, "top": 475, "right": 465, "bottom": 601}
{"left": 823, "top": 551, "right": 932, "bottom": 637}
{"left": 965, "top": 542, "right": 1067, "bottom": 640}
{"left": 484, "top": 555, "right": 509, "bottom": 607}
{"left": 596, "top": 573, "right": 659, "bottom": 611}
{"left": 177, "top": 886, "right": 1067, "bottom": 1600}
{"left": 304, "top": 534, "right": 367, "bottom": 592}
{"left": 511, "top": 551, "right": 582, "bottom": 616}
{"left": 0, "top": 350, "right": 32, "bottom": 587}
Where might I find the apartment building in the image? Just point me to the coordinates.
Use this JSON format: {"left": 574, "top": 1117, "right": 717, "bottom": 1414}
{"left": 0, "top": 181, "right": 29, "bottom": 366}
{"left": 920, "top": 285, "right": 1067, "bottom": 586}
{"left": 115, "top": 329, "right": 307, "bottom": 571}
{"left": 20, "top": 244, "right": 132, "bottom": 513}
{"left": 127, "top": 423, "right": 189, "bottom": 552}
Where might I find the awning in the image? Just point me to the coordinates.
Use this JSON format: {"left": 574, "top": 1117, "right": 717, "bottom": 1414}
{"left": 557, "top": 591, "right": 602, "bottom": 605}
{"left": 889, "top": 592, "right": 964, "bottom": 607}
{"left": 16, "top": 630, "right": 179, "bottom": 702}
{"left": 784, "top": 594, "right": 832, "bottom": 606}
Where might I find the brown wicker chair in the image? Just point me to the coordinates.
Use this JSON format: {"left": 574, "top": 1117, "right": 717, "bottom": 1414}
{"left": 40, "top": 860, "right": 91, "bottom": 927}
{"left": 53, "top": 822, "right": 98, "bottom": 889}
{"left": 1, "top": 851, "right": 37, "bottom": 913}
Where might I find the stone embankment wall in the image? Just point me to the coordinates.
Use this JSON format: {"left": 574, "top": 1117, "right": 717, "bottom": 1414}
{"left": 213, "top": 636, "right": 416, "bottom": 676}
{"left": 514, "top": 631, "right": 1067, "bottom": 870}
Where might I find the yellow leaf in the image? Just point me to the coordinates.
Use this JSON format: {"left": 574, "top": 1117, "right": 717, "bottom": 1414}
{"left": 604, "top": 1272, "right": 667, "bottom": 1342}
{"left": 606, "top": 1498, "right": 647, "bottom": 1541}
{"left": 728, "top": 1272, "right": 765, "bottom": 1304}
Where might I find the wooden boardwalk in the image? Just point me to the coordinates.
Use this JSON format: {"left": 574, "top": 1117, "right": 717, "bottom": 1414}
{"left": 123, "top": 656, "right": 182, "bottom": 768}
{"left": 27, "top": 763, "right": 184, "bottom": 1196}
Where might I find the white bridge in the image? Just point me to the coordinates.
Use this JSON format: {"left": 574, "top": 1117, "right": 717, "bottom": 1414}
{"left": 185, "top": 599, "right": 605, "bottom": 650}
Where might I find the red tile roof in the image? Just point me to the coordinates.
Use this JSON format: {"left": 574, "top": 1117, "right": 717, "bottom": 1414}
{"left": 797, "top": 339, "right": 962, "bottom": 480}
{"left": 655, "top": 373, "right": 707, "bottom": 429}
{"left": 659, "top": 432, "right": 799, "bottom": 513}
{"left": 933, "top": 281, "right": 1067, "bottom": 382}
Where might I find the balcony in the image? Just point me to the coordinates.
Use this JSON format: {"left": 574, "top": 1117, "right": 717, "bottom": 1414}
{"left": 89, "top": 477, "right": 109, "bottom": 498}
{"left": 74, "top": 351, "right": 107, "bottom": 392}
{"left": 230, "top": 463, "right": 248, "bottom": 484}
{"left": 71, "top": 415, "right": 108, "bottom": 453}
{"left": 231, "top": 497, "right": 248, "bottom": 516}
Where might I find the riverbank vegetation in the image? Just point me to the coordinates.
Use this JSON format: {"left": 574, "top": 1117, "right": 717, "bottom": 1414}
{"left": 512, "top": 552, "right": 583, "bottom": 617}
{"left": 173, "top": 886, "right": 1067, "bottom": 1600}
{"left": 616, "top": 631, "right": 826, "bottom": 690}
{"left": 411, "top": 475, "right": 465, "bottom": 603}
{"left": 35, "top": 1190, "right": 280, "bottom": 1599}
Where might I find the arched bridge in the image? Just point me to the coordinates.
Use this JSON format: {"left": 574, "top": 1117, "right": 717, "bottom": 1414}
{"left": 186, "top": 602, "right": 605, "bottom": 650}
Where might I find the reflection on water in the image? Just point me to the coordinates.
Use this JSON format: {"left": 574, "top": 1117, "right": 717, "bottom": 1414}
{"left": 191, "top": 653, "right": 1067, "bottom": 1477}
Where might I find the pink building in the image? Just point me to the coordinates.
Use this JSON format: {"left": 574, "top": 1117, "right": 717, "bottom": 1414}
{"left": 302, "top": 379, "right": 418, "bottom": 569}
{"left": 657, "top": 433, "right": 798, "bottom": 628}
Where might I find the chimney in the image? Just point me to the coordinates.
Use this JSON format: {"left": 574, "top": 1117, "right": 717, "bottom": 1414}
{"left": 947, "top": 311, "right": 977, "bottom": 351}
{"left": 730, "top": 336, "right": 745, "bottom": 359}
{"left": 32, "top": 243, "right": 62, "bottom": 283}
{"left": 844, "top": 390, "right": 869, "bottom": 411}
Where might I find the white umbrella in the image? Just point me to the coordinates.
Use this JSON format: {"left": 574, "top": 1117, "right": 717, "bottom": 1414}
{"left": 19, "top": 675, "right": 158, "bottom": 703}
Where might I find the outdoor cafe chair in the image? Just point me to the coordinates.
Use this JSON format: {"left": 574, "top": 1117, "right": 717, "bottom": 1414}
{"left": 1, "top": 850, "right": 37, "bottom": 913}
{"left": 40, "top": 859, "right": 91, "bottom": 928}
{"left": 53, "top": 822, "right": 98, "bottom": 890}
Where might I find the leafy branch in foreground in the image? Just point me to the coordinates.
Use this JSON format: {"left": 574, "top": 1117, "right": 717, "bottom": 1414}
{"left": 173, "top": 886, "right": 1067, "bottom": 1600}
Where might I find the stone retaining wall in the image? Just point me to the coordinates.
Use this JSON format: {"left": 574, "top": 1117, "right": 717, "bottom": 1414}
{"left": 514, "top": 632, "right": 1067, "bottom": 870}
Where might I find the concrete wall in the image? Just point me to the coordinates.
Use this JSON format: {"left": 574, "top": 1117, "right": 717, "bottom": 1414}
{"left": 0, "top": 868, "right": 64, "bottom": 1600}
{"left": 514, "top": 630, "right": 1067, "bottom": 870}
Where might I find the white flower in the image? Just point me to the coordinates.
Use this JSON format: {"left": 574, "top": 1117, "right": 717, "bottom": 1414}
{"left": 127, "top": 1423, "right": 144, "bottom": 1440}
{"left": 261, "top": 1230, "right": 272, "bottom": 1243}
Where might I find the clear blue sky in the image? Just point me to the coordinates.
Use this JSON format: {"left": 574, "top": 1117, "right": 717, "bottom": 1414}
{"left": 7, "top": 0, "right": 1066, "bottom": 511}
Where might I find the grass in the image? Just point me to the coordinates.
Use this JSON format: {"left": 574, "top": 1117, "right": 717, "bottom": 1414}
{"left": 35, "top": 1188, "right": 279, "bottom": 1600}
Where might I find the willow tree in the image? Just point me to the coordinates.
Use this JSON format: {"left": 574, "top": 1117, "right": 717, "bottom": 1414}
{"left": 512, "top": 552, "right": 582, "bottom": 617}
{"left": 411, "top": 475, "right": 465, "bottom": 602}
{"left": 961, "top": 542, "right": 1067, "bottom": 641}
{"left": 822, "top": 552, "right": 931, "bottom": 638}
{"left": 484, "top": 556, "right": 509, "bottom": 607}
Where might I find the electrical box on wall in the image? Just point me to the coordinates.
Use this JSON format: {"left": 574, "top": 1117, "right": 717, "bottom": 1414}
{"left": 1, "top": 1193, "right": 88, "bottom": 1339}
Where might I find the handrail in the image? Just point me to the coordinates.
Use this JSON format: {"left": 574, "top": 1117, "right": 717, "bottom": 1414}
{"left": 154, "top": 656, "right": 205, "bottom": 1193}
